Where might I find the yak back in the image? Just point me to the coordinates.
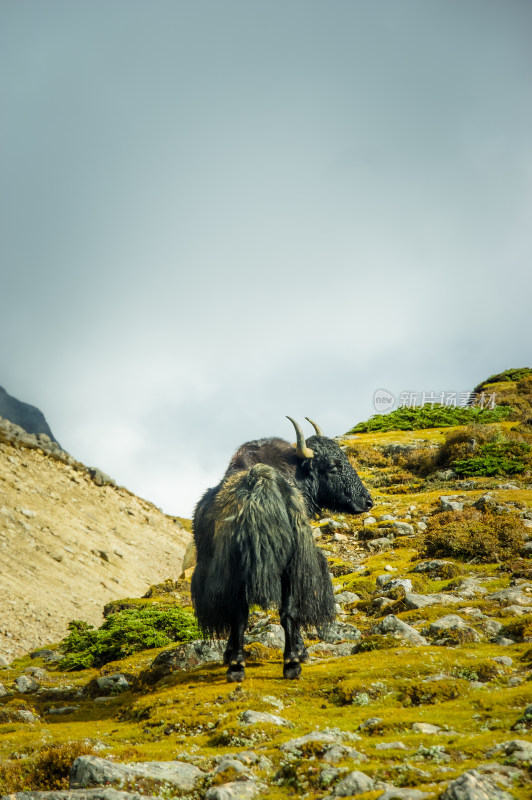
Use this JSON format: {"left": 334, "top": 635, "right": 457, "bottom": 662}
{"left": 225, "top": 437, "right": 299, "bottom": 482}
{"left": 191, "top": 463, "right": 335, "bottom": 636}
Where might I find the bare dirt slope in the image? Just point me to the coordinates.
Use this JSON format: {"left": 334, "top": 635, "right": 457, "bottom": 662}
{"left": 0, "top": 440, "right": 191, "bottom": 661}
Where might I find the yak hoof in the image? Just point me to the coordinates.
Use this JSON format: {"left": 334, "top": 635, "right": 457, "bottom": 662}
{"left": 226, "top": 662, "right": 245, "bottom": 683}
{"left": 283, "top": 659, "right": 302, "bottom": 680}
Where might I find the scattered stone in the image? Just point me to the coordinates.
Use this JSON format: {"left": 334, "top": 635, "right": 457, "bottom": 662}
{"left": 375, "top": 741, "right": 408, "bottom": 750}
{"left": 411, "top": 722, "right": 441, "bottom": 734}
{"left": 380, "top": 578, "right": 413, "bottom": 594}
{"left": 205, "top": 783, "right": 259, "bottom": 800}
{"left": 239, "top": 710, "right": 290, "bottom": 727}
{"left": 363, "top": 516, "right": 377, "bottom": 526}
{"left": 390, "top": 521, "right": 415, "bottom": 536}
{"left": 24, "top": 666, "right": 48, "bottom": 680}
{"left": 47, "top": 706, "right": 79, "bottom": 715}
{"left": 404, "top": 593, "right": 460, "bottom": 609}
{"left": 143, "top": 640, "right": 226, "bottom": 681}
{"left": 426, "top": 615, "right": 482, "bottom": 643}
{"left": 453, "top": 578, "right": 487, "bottom": 598}
{"left": 412, "top": 560, "right": 453, "bottom": 574}
{"left": 318, "top": 621, "right": 362, "bottom": 643}
{"left": 307, "top": 642, "right": 356, "bottom": 658}
{"left": 488, "top": 588, "right": 532, "bottom": 606}
{"left": 334, "top": 591, "right": 360, "bottom": 605}
{"left": 377, "top": 789, "right": 431, "bottom": 800}
{"left": 473, "top": 493, "right": 498, "bottom": 512}
{"left": 366, "top": 537, "right": 393, "bottom": 553}
{"left": 440, "top": 496, "right": 463, "bottom": 512}
{"left": 372, "top": 615, "right": 428, "bottom": 646}
{"left": 358, "top": 717, "right": 383, "bottom": 732}
{"left": 17, "top": 709, "right": 38, "bottom": 723}
{"left": 69, "top": 755, "right": 205, "bottom": 792}
{"left": 15, "top": 674, "right": 40, "bottom": 693}
{"left": 493, "top": 656, "right": 513, "bottom": 667}
{"left": 214, "top": 757, "right": 252, "bottom": 777}
{"left": 330, "top": 769, "right": 374, "bottom": 796}
{"left": 440, "top": 767, "right": 515, "bottom": 799}
{"left": 280, "top": 732, "right": 339, "bottom": 753}
{"left": 0, "top": 655, "right": 9, "bottom": 667}
{"left": 0, "top": 683, "right": 7, "bottom": 697}
{"left": 92, "top": 674, "right": 130, "bottom": 696}
{"left": 416, "top": 521, "right": 428, "bottom": 532}
{"left": 487, "top": 738, "right": 532, "bottom": 761}
{"left": 322, "top": 744, "right": 367, "bottom": 764}
{"left": 245, "top": 622, "right": 284, "bottom": 650}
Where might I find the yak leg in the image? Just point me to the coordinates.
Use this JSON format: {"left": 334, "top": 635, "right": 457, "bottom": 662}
{"left": 225, "top": 602, "right": 248, "bottom": 683}
{"left": 280, "top": 578, "right": 306, "bottom": 679}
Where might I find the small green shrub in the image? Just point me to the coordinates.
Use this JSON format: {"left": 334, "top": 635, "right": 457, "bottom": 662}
{"left": 452, "top": 440, "right": 531, "bottom": 477}
{"left": 58, "top": 606, "right": 201, "bottom": 670}
{"left": 423, "top": 509, "right": 526, "bottom": 563}
{"left": 347, "top": 404, "right": 511, "bottom": 434}
{"left": 474, "top": 367, "right": 532, "bottom": 393}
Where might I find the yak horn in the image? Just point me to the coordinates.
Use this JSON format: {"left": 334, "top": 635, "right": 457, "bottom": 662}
{"left": 305, "top": 417, "right": 324, "bottom": 437}
{"left": 286, "top": 416, "right": 314, "bottom": 459}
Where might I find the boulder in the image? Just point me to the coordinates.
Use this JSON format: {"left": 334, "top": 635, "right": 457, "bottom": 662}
{"left": 69, "top": 755, "right": 205, "bottom": 792}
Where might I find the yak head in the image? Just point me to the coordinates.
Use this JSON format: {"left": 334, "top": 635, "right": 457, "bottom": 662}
{"left": 287, "top": 416, "right": 373, "bottom": 517}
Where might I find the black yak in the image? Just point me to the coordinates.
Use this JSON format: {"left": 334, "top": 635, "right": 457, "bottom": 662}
{"left": 191, "top": 416, "right": 373, "bottom": 681}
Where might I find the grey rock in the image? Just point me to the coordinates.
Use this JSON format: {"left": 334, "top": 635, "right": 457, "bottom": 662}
{"left": 332, "top": 769, "right": 374, "bottom": 796}
{"left": 521, "top": 541, "right": 532, "bottom": 555}
{"left": 363, "top": 516, "right": 377, "bottom": 526}
{"left": 366, "top": 537, "right": 393, "bottom": 553}
{"left": 411, "top": 722, "right": 440, "bottom": 734}
{"left": 0, "top": 655, "right": 9, "bottom": 667}
{"left": 416, "top": 521, "right": 428, "bottom": 532}
{"left": 69, "top": 755, "right": 205, "bottom": 792}
{"left": 318, "top": 622, "right": 361, "bottom": 643}
{"left": 479, "top": 619, "right": 503, "bottom": 638}
{"left": 47, "top": 706, "right": 80, "bottom": 715}
{"left": 88, "top": 468, "right": 116, "bottom": 487}
{"left": 17, "top": 709, "right": 38, "bottom": 723}
{"left": 307, "top": 642, "right": 356, "bottom": 657}
{"left": 25, "top": 667, "right": 48, "bottom": 680}
{"left": 494, "top": 637, "right": 516, "bottom": 647}
{"left": 245, "top": 622, "right": 285, "bottom": 649}
{"left": 404, "top": 593, "right": 460, "bottom": 609}
{"left": 322, "top": 745, "right": 367, "bottom": 764}
{"left": 375, "top": 741, "right": 408, "bottom": 750}
{"left": 380, "top": 578, "right": 413, "bottom": 594}
{"left": 473, "top": 493, "right": 498, "bottom": 512}
{"left": 493, "top": 656, "right": 513, "bottom": 667}
{"left": 440, "top": 768, "right": 515, "bottom": 799}
{"left": 426, "top": 615, "right": 482, "bottom": 642}
{"left": 214, "top": 758, "right": 252, "bottom": 777}
{"left": 358, "top": 717, "right": 383, "bottom": 732}
{"left": 412, "top": 560, "right": 453, "bottom": 574}
{"left": 372, "top": 614, "right": 428, "bottom": 646}
{"left": 488, "top": 588, "right": 532, "bottom": 606}
{"left": 440, "top": 496, "right": 463, "bottom": 512}
{"left": 377, "top": 789, "right": 431, "bottom": 800}
{"left": 454, "top": 579, "right": 487, "bottom": 598}
{"left": 487, "top": 738, "right": 532, "bottom": 761}
{"left": 205, "top": 783, "right": 259, "bottom": 800}
{"left": 280, "top": 732, "right": 339, "bottom": 753}
{"left": 94, "top": 674, "right": 130, "bottom": 695}
{"left": 0, "top": 683, "right": 7, "bottom": 697}
{"left": 334, "top": 591, "right": 361, "bottom": 605}
{"left": 390, "top": 521, "right": 415, "bottom": 536}
{"left": 147, "top": 639, "right": 226, "bottom": 677}
{"left": 435, "top": 469, "right": 456, "bottom": 480}
{"left": 15, "top": 674, "right": 40, "bottom": 693}
{"left": 239, "top": 710, "right": 290, "bottom": 727}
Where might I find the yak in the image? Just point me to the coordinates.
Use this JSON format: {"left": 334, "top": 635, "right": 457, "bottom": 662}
{"left": 191, "top": 416, "right": 373, "bottom": 682}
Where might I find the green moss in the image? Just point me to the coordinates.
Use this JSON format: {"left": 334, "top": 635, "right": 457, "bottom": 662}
{"left": 348, "top": 404, "right": 511, "bottom": 434}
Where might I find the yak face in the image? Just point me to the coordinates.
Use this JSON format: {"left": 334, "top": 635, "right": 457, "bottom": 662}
{"left": 298, "top": 436, "right": 373, "bottom": 516}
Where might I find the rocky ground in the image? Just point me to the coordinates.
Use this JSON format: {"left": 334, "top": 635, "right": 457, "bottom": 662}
{"left": 0, "top": 417, "right": 190, "bottom": 661}
{"left": 1, "top": 374, "right": 532, "bottom": 799}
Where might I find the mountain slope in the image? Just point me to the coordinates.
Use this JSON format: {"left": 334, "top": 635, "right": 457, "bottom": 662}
{"left": 0, "top": 435, "right": 190, "bottom": 661}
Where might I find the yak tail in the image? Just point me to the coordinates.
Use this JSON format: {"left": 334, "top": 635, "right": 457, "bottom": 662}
{"left": 192, "top": 463, "right": 335, "bottom": 636}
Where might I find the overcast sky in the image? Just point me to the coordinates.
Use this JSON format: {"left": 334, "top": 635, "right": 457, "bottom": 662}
{"left": 1, "top": 1, "right": 531, "bottom": 516}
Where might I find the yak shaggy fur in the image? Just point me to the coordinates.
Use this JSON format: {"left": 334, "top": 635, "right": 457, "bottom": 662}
{"left": 192, "top": 463, "right": 335, "bottom": 638}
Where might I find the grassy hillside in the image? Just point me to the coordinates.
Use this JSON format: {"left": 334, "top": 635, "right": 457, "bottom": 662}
{"left": 1, "top": 371, "right": 531, "bottom": 799}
